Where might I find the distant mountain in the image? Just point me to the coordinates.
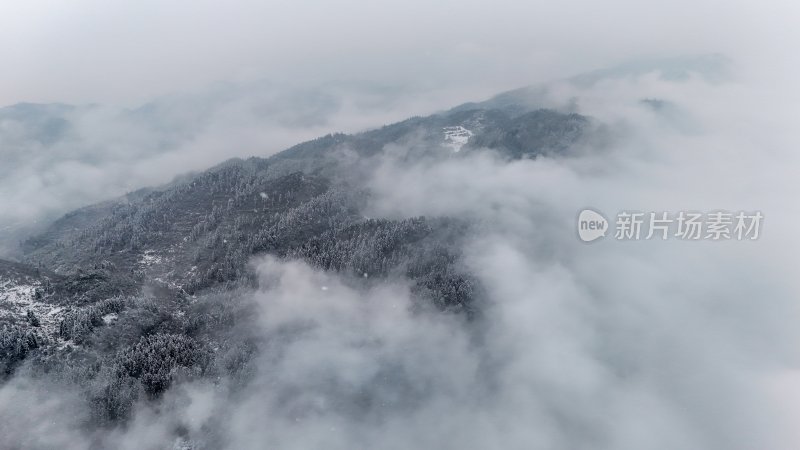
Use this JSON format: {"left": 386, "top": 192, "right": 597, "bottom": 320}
{"left": 0, "top": 80, "right": 451, "bottom": 259}
{"left": 0, "top": 56, "right": 720, "bottom": 259}
{"left": 19, "top": 103, "right": 588, "bottom": 302}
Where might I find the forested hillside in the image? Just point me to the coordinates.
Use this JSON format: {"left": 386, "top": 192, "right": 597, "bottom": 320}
{"left": 0, "top": 102, "right": 589, "bottom": 445}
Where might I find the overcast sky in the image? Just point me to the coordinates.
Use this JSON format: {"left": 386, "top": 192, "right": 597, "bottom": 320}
{"left": 1, "top": 0, "right": 796, "bottom": 107}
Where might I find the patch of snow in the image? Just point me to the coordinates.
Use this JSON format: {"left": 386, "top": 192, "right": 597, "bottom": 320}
{"left": 153, "top": 276, "right": 182, "bottom": 290}
{"left": 0, "top": 279, "right": 63, "bottom": 336}
{"left": 443, "top": 126, "right": 473, "bottom": 152}
{"left": 139, "top": 250, "right": 163, "bottom": 266}
{"left": 102, "top": 313, "right": 118, "bottom": 324}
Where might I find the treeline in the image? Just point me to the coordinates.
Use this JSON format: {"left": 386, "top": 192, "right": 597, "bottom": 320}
{"left": 59, "top": 296, "right": 128, "bottom": 342}
{"left": 0, "top": 324, "right": 45, "bottom": 375}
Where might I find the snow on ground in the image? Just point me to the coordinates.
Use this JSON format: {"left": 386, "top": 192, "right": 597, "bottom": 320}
{"left": 0, "top": 279, "right": 63, "bottom": 336}
{"left": 139, "top": 250, "right": 163, "bottom": 266}
{"left": 443, "top": 126, "right": 473, "bottom": 152}
{"left": 102, "top": 312, "right": 118, "bottom": 324}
